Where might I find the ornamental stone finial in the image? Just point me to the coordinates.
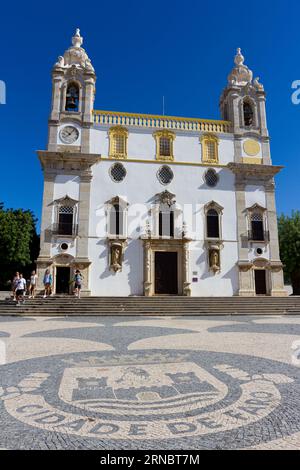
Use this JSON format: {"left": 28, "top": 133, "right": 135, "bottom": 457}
{"left": 234, "top": 47, "right": 244, "bottom": 66}
{"left": 72, "top": 28, "right": 83, "bottom": 48}
{"left": 227, "top": 47, "right": 253, "bottom": 86}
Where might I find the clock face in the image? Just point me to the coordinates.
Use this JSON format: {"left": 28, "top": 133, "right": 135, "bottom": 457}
{"left": 59, "top": 126, "right": 79, "bottom": 144}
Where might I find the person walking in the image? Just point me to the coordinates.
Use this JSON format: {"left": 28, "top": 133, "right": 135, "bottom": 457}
{"left": 29, "top": 271, "right": 38, "bottom": 299}
{"left": 15, "top": 274, "right": 27, "bottom": 306}
{"left": 12, "top": 272, "right": 20, "bottom": 301}
{"left": 74, "top": 270, "right": 83, "bottom": 299}
{"left": 43, "top": 269, "right": 53, "bottom": 298}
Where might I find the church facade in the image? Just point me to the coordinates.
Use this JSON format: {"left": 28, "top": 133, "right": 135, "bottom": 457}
{"left": 36, "top": 29, "right": 287, "bottom": 297}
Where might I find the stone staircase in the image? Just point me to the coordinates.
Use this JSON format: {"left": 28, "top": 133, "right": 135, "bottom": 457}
{"left": 0, "top": 295, "right": 300, "bottom": 316}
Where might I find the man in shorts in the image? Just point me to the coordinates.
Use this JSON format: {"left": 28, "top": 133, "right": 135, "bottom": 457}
{"left": 15, "top": 274, "right": 27, "bottom": 306}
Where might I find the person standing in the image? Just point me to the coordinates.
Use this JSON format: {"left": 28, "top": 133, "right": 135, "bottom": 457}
{"left": 29, "top": 271, "right": 38, "bottom": 299}
{"left": 74, "top": 270, "right": 83, "bottom": 299}
{"left": 12, "top": 272, "right": 20, "bottom": 301}
{"left": 43, "top": 269, "right": 53, "bottom": 298}
{"left": 15, "top": 274, "right": 27, "bottom": 306}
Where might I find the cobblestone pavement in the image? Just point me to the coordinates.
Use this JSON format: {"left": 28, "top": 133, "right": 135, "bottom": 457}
{"left": 0, "top": 315, "right": 300, "bottom": 450}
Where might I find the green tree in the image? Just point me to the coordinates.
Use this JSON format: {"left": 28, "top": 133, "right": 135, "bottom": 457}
{"left": 0, "top": 203, "right": 39, "bottom": 289}
{"left": 278, "top": 211, "right": 300, "bottom": 295}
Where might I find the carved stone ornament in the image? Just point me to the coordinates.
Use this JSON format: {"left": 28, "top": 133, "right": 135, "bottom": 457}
{"left": 156, "top": 190, "right": 176, "bottom": 207}
{"left": 227, "top": 48, "right": 253, "bottom": 87}
{"left": 53, "top": 28, "right": 95, "bottom": 73}
{"left": 110, "top": 241, "right": 124, "bottom": 273}
{"left": 209, "top": 248, "right": 220, "bottom": 274}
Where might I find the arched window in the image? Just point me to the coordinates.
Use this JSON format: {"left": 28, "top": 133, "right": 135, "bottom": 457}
{"left": 159, "top": 210, "right": 174, "bottom": 238}
{"left": 250, "top": 212, "right": 264, "bottom": 241}
{"left": 200, "top": 134, "right": 219, "bottom": 163}
{"left": 110, "top": 204, "right": 123, "bottom": 236}
{"left": 207, "top": 209, "right": 219, "bottom": 238}
{"left": 65, "top": 82, "right": 79, "bottom": 112}
{"left": 243, "top": 101, "right": 254, "bottom": 126}
{"left": 109, "top": 127, "right": 128, "bottom": 159}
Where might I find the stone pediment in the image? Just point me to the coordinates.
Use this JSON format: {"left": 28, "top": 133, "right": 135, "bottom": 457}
{"left": 51, "top": 195, "right": 79, "bottom": 206}
{"left": 155, "top": 190, "right": 176, "bottom": 206}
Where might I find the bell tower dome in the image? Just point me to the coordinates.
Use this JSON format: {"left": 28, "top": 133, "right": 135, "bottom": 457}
{"left": 48, "top": 29, "right": 96, "bottom": 153}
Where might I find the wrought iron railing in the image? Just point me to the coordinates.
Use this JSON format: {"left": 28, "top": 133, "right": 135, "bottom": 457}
{"left": 248, "top": 230, "right": 270, "bottom": 242}
{"left": 50, "top": 223, "right": 78, "bottom": 237}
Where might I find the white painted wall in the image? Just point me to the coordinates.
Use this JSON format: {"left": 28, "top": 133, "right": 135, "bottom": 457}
{"left": 90, "top": 126, "right": 235, "bottom": 165}
{"left": 51, "top": 129, "right": 241, "bottom": 296}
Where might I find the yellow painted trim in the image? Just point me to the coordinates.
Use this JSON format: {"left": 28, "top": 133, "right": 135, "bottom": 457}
{"left": 100, "top": 156, "right": 227, "bottom": 168}
{"left": 153, "top": 130, "right": 175, "bottom": 161}
{"left": 93, "top": 109, "right": 230, "bottom": 125}
{"left": 200, "top": 133, "right": 219, "bottom": 164}
{"left": 108, "top": 126, "right": 128, "bottom": 159}
{"left": 243, "top": 139, "right": 261, "bottom": 157}
{"left": 242, "top": 157, "right": 262, "bottom": 164}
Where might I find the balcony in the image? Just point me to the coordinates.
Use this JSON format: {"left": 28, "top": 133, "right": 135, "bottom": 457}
{"left": 50, "top": 223, "right": 78, "bottom": 237}
{"left": 248, "top": 230, "right": 270, "bottom": 242}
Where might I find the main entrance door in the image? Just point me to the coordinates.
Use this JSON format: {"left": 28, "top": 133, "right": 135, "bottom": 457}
{"left": 155, "top": 252, "right": 178, "bottom": 295}
{"left": 255, "top": 269, "right": 267, "bottom": 295}
{"left": 56, "top": 267, "right": 71, "bottom": 294}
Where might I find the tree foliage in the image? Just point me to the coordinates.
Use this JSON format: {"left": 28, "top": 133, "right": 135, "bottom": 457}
{"left": 278, "top": 211, "right": 300, "bottom": 295}
{"left": 0, "top": 203, "right": 39, "bottom": 288}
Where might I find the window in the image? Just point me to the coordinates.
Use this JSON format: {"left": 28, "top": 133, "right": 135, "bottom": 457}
{"left": 200, "top": 134, "right": 219, "bottom": 163}
{"left": 65, "top": 82, "right": 79, "bottom": 112}
{"left": 204, "top": 168, "right": 219, "bottom": 187}
{"left": 204, "top": 201, "right": 223, "bottom": 239}
{"left": 154, "top": 131, "right": 175, "bottom": 161}
{"left": 107, "top": 196, "right": 128, "bottom": 237}
{"left": 110, "top": 204, "right": 123, "bottom": 236}
{"left": 58, "top": 206, "right": 74, "bottom": 235}
{"left": 109, "top": 126, "right": 128, "bottom": 158}
{"left": 207, "top": 209, "right": 219, "bottom": 238}
{"left": 157, "top": 165, "right": 174, "bottom": 185}
{"left": 250, "top": 212, "right": 264, "bottom": 241}
{"left": 159, "top": 210, "right": 174, "bottom": 237}
{"left": 243, "top": 100, "right": 254, "bottom": 126}
{"left": 110, "top": 162, "right": 127, "bottom": 182}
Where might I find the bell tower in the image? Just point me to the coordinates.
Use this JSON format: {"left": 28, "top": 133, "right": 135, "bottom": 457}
{"left": 220, "top": 48, "right": 270, "bottom": 164}
{"left": 48, "top": 28, "right": 96, "bottom": 153}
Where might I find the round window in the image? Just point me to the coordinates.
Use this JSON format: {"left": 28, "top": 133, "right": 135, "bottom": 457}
{"left": 110, "top": 163, "right": 127, "bottom": 182}
{"left": 157, "top": 165, "right": 174, "bottom": 185}
{"left": 204, "top": 168, "right": 219, "bottom": 187}
{"left": 60, "top": 243, "right": 68, "bottom": 251}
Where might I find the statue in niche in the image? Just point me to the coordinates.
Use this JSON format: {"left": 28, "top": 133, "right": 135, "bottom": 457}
{"left": 111, "top": 243, "right": 122, "bottom": 272}
{"left": 209, "top": 249, "right": 220, "bottom": 273}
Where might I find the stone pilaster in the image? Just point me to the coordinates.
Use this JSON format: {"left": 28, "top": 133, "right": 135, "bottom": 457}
{"left": 143, "top": 240, "right": 152, "bottom": 297}
{"left": 235, "top": 178, "right": 255, "bottom": 296}
{"left": 36, "top": 171, "right": 55, "bottom": 292}
{"left": 265, "top": 182, "right": 287, "bottom": 296}
{"left": 182, "top": 241, "right": 191, "bottom": 296}
{"left": 76, "top": 171, "right": 92, "bottom": 295}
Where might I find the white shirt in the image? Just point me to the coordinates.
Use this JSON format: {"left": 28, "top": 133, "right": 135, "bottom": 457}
{"left": 16, "top": 278, "right": 26, "bottom": 290}
{"left": 30, "top": 275, "right": 37, "bottom": 285}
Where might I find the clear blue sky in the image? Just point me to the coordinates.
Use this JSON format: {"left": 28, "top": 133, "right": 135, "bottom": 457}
{"left": 1, "top": 0, "right": 299, "bottom": 232}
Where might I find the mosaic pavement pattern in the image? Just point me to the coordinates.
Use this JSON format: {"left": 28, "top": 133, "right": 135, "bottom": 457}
{"left": 0, "top": 314, "right": 300, "bottom": 450}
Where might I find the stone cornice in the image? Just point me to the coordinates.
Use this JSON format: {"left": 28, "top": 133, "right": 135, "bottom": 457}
{"left": 227, "top": 162, "right": 283, "bottom": 178}
{"left": 37, "top": 150, "right": 101, "bottom": 173}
